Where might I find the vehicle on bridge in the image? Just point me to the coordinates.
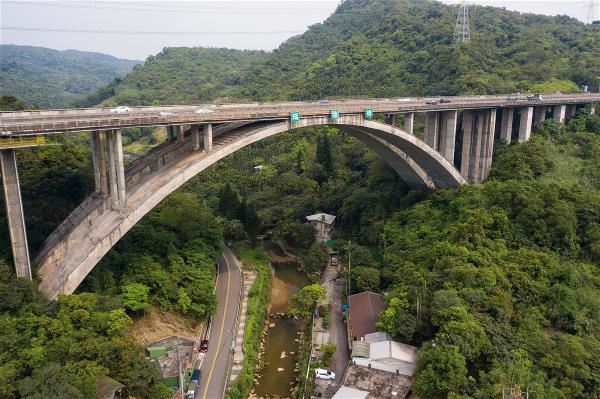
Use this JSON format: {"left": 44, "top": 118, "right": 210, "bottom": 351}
{"left": 439, "top": 98, "right": 452, "bottom": 104}
{"left": 110, "top": 106, "right": 131, "bottom": 113}
{"left": 425, "top": 100, "right": 438, "bottom": 105}
{"left": 527, "top": 93, "right": 543, "bottom": 100}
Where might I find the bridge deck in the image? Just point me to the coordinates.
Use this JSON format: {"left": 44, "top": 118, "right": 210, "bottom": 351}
{"left": 1, "top": 94, "right": 598, "bottom": 135}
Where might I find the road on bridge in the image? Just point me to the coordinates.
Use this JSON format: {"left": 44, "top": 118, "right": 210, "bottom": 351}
{"left": 197, "top": 247, "right": 242, "bottom": 399}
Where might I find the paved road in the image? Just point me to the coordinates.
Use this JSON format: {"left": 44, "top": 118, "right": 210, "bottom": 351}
{"left": 2, "top": 93, "right": 598, "bottom": 134}
{"left": 197, "top": 247, "right": 242, "bottom": 399}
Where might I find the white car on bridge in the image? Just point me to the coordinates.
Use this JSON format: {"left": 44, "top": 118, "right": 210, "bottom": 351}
{"left": 110, "top": 106, "right": 131, "bottom": 114}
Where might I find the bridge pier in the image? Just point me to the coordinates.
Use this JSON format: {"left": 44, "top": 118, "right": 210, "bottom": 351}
{"left": 107, "top": 129, "right": 126, "bottom": 211}
{"left": 439, "top": 110, "right": 457, "bottom": 164}
{"left": 553, "top": 105, "right": 566, "bottom": 123}
{"left": 91, "top": 131, "right": 109, "bottom": 195}
{"left": 518, "top": 107, "right": 533, "bottom": 143}
{"left": 460, "top": 109, "right": 496, "bottom": 183}
{"left": 587, "top": 104, "right": 596, "bottom": 115}
{"left": 166, "top": 126, "right": 176, "bottom": 142}
{"left": 192, "top": 124, "right": 201, "bottom": 150}
{"left": 0, "top": 149, "right": 32, "bottom": 279}
{"left": 425, "top": 112, "right": 440, "bottom": 149}
{"left": 404, "top": 112, "right": 414, "bottom": 134}
{"left": 203, "top": 124, "right": 213, "bottom": 152}
{"left": 533, "top": 106, "right": 547, "bottom": 127}
{"left": 176, "top": 125, "right": 185, "bottom": 142}
{"left": 500, "top": 108, "right": 514, "bottom": 143}
{"left": 566, "top": 105, "right": 577, "bottom": 119}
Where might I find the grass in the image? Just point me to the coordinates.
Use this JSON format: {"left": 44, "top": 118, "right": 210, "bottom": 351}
{"left": 226, "top": 242, "right": 272, "bottom": 399}
{"left": 537, "top": 138, "right": 591, "bottom": 189}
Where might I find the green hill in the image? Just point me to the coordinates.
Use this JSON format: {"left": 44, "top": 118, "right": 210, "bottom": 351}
{"left": 97, "top": 0, "right": 599, "bottom": 106}
{"left": 0, "top": 45, "right": 140, "bottom": 108}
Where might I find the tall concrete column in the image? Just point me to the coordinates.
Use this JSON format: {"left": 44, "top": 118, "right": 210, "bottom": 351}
{"left": 439, "top": 110, "right": 457, "bottom": 163}
{"left": 518, "top": 107, "right": 533, "bottom": 143}
{"left": 404, "top": 112, "right": 414, "bottom": 134}
{"left": 479, "top": 109, "right": 497, "bottom": 181}
{"left": 533, "top": 106, "right": 546, "bottom": 127}
{"left": 587, "top": 104, "right": 596, "bottom": 115}
{"left": 425, "top": 112, "right": 440, "bottom": 150}
{"left": 460, "top": 109, "right": 496, "bottom": 183}
{"left": 500, "top": 108, "right": 514, "bottom": 143}
{"left": 203, "top": 123, "right": 213, "bottom": 152}
{"left": 0, "top": 150, "right": 31, "bottom": 279}
{"left": 107, "top": 129, "right": 126, "bottom": 211}
{"left": 91, "top": 131, "right": 108, "bottom": 195}
{"left": 553, "top": 105, "right": 566, "bottom": 123}
{"left": 191, "top": 124, "right": 201, "bottom": 151}
{"left": 176, "top": 125, "right": 185, "bottom": 143}
{"left": 460, "top": 110, "right": 474, "bottom": 181}
{"left": 566, "top": 105, "right": 577, "bottom": 118}
{"left": 166, "top": 125, "right": 177, "bottom": 142}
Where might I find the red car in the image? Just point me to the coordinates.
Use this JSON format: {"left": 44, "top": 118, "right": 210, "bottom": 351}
{"left": 200, "top": 339, "right": 209, "bottom": 353}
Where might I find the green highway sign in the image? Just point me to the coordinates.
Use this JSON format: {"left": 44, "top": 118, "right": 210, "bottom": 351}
{"left": 330, "top": 109, "right": 340, "bottom": 120}
{"left": 290, "top": 111, "right": 301, "bottom": 123}
{"left": 364, "top": 107, "right": 374, "bottom": 119}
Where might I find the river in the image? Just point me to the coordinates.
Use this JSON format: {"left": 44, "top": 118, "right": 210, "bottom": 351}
{"left": 252, "top": 240, "right": 309, "bottom": 399}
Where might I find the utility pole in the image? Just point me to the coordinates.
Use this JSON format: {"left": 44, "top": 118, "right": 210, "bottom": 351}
{"left": 583, "top": 0, "right": 598, "bottom": 24}
{"left": 347, "top": 240, "right": 352, "bottom": 297}
{"left": 177, "top": 346, "right": 184, "bottom": 398}
{"left": 453, "top": 0, "right": 471, "bottom": 44}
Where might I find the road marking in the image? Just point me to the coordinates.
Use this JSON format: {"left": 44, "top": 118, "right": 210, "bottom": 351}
{"left": 202, "top": 254, "right": 231, "bottom": 399}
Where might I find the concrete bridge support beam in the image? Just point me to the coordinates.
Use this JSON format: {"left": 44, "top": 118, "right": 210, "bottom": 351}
{"left": 166, "top": 126, "right": 177, "bottom": 142}
{"left": 533, "top": 106, "right": 546, "bottom": 127}
{"left": 439, "top": 110, "right": 457, "bottom": 164}
{"left": 386, "top": 114, "right": 397, "bottom": 127}
{"left": 191, "top": 124, "right": 201, "bottom": 150}
{"left": 203, "top": 124, "right": 213, "bottom": 152}
{"left": 91, "top": 131, "right": 109, "bottom": 195}
{"left": 425, "top": 112, "right": 440, "bottom": 150}
{"left": 553, "top": 105, "right": 566, "bottom": 123}
{"left": 566, "top": 105, "right": 577, "bottom": 119}
{"left": 404, "top": 112, "right": 414, "bottom": 134}
{"left": 587, "top": 104, "right": 596, "bottom": 115}
{"left": 175, "top": 125, "right": 185, "bottom": 143}
{"left": 500, "top": 108, "right": 514, "bottom": 144}
{"left": 518, "top": 107, "right": 533, "bottom": 143}
{"left": 460, "top": 109, "right": 496, "bottom": 183}
{"left": 107, "top": 129, "right": 126, "bottom": 211}
{"left": 0, "top": 150, "right": 32, "bottom": 279}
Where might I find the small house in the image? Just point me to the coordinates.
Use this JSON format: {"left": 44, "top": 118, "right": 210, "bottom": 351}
{"left": 306, "top": 213, "right": 336, "bottom": 242}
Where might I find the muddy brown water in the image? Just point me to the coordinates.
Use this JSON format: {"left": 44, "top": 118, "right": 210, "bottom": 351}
{"left": 253, "top": 241, "right": 309, "bottom": 398}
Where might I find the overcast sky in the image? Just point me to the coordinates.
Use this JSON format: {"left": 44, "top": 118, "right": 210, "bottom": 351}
{"left": 1, "top": 0, "right": 598, "bottom": 61}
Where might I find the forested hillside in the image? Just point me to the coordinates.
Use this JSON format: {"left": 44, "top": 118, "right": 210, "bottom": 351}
{"left": 0, "top": 45, "right": 139, "bottom": 108}
{"left": 96, "top": 0, "right": 599, "bottom": 106}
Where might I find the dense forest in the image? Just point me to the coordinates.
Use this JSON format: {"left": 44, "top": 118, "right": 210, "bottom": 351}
{"left": 84, "top": 0, "right": 600, "bottom": 106}
{"left": 1, "top": 0, "right": 600, "bottom": 397}
{"left": 0, "top": 45, "right": 139, "bottom": 108}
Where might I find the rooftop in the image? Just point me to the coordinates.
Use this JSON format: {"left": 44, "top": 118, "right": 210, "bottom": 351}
{"left": 343, "top": 364, "right": 413, "bottom": 399}
{"left": 348, "top": 291, "right": 385, "bottom": 340}
{"left": 370, "top": 341, "right": 417, "bottom": 364}
{"left": 306, "top": 213, "right": 336, "bottom": 225}
{"left": 332, "top": 386, "right": 370, "bottom": 399}
{"left": 96, "top": 376, "right": 125, "bottom": 399}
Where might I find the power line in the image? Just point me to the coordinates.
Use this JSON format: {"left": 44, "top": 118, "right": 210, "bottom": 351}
{"left": 0, "top": 26, "right": 304, "bottom": 35}
{"left": 2, "top": 0, "right": 334, "bottom": 14}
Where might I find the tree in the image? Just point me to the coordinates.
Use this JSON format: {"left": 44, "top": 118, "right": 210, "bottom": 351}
{"left": 18, "top": 363, "right": 86, "bottom": 399}
{"left": 319, "top": 343, "right": 336, "bottom": 367}
{"left": 289, "top": 284, "right": 326, "bottom": 318}
{"left": 376, "top": 294, "right": 416, "bottom": 341}
{"left": 316, "top": 131, "right": 333, "bottom": 179}
{"left": 120, "top": 283, "right": 150, "bottom": 314}
{"left": 218, "top": 183, "right": 241, "bottom": 220}
{"left": 304, "top": 242, "right": 329, "bottom": 279}
{"left": 354, "top": 267, "right": 380, "bottom": 292}
{"left": 414, "top": 344, "right": 468, "bottom": 399}
{"left": 147, "top": 382, "right": 174, "bottom": 399}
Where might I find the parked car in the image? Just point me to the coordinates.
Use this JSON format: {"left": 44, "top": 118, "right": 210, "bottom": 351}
{"left": 315, "top": 368, "right": 336, "bottom": 380}
{"left": 439, "top": 98, "right": 452, "bottom": 104}
{"left": 110, "top": 106, "right": 131, "bottom": 113}
{"left": 331, "top": 257, "right": 339, "bottom": 266}
{"left": 195, "top": 108, "right": 214, "bottom": 114}
{"left": 185, "top": 390, "right": 195, "bottom": 399}
{"left": 200, "top": 339, "right": 209, "bottom": 353}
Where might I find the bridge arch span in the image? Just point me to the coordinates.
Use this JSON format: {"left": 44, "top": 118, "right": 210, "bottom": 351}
{"left": 36, "top": 115, "right": 465, "bottom": 298}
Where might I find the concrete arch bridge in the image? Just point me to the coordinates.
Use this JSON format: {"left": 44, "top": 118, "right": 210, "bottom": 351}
{"left": 0, "top": 94, "right": 597, "bottom": 298}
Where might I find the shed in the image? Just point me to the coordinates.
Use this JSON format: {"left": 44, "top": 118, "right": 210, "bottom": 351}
{"left": 348, "top": 291, "right": 385, "bottom": 343}
{"left": 146, "top": 346, "right": 169, "bottom": 359}
{"left": 332, "top": 386, "right": 370, "bottom": 399}
{"left": 351, "top": 341, "right": 370, "bottom": 359}
{"left": 96, "top": 376, "right": 125, "bottom": 399}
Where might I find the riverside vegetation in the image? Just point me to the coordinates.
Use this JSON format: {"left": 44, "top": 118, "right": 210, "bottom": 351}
{"left": 1, "top": 0, "right": 600, "bottom": 397}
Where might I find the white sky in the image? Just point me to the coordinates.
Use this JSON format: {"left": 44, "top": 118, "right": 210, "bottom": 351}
{"left": 0, "top": 0, "right": 598, "bottom": 60}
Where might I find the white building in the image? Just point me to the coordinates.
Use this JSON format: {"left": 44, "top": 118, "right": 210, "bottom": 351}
{"left": 351, "top": 340, "right": 418, "bottom": 377}
{"left": 306, "top": 213, "right": 335, "bottom": 243}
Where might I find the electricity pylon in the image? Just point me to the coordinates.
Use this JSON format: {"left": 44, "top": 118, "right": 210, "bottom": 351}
{"left": 583, "top": 0, "right": 598, "bottom": 24}
{"left": 453, "top": 0, "right": 471, "bottom": 44}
